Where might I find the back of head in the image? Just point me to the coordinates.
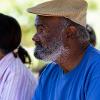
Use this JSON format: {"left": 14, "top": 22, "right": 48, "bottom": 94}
{"left": 0, "top": 13, "right": 21, "bottom": 54}
{"left": 86, "top": 24, "right": 96, "bottom": 46}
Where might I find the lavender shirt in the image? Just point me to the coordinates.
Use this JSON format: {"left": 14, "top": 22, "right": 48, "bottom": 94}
{"left": 0, "top": 53, "right": 37, "bottom": 100}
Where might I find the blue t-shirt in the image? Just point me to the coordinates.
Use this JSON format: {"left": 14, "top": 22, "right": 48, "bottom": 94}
{"left": 33, "top": 45, "right": 100, "bottom": 100}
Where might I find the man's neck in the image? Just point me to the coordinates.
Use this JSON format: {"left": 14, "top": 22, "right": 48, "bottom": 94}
{"left": 56, "top": 43, "right": 89, "bottom": 73}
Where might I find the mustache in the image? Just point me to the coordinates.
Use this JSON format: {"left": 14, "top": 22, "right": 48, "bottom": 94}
{"left": 35, "top": 41, "right": 43, "bottom": 48}
{"left": 35, "top": 40, "right": 41, "bottom": 45}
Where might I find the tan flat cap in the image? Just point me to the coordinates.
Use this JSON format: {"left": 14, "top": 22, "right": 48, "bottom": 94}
{"left": 27, "top": 0, "right": 88, "bottom": 27}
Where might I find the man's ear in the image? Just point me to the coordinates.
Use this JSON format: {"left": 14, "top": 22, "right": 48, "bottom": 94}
{"left": 65, "top": 26, "right": 77, "bottom": 39}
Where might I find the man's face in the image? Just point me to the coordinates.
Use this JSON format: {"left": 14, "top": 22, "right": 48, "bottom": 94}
{"left": 33, "top": 15, "right": 68, "bottom": 61}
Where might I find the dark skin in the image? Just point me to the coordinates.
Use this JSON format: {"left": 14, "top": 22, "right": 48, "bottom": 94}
{"left": 33, "top": 16, "right": 64, "bottom": 49}
{"left": 33, "top": 15, "right": 89, "bottom": 73}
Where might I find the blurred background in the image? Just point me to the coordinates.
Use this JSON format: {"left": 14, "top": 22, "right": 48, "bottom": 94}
{"left": 0, "top": 0, "right": 100, "bottom": 74}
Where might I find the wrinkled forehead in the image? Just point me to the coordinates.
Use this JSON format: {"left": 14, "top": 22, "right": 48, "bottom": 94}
{"left": 35, "top": 15, "right": 64, "bottom": 26}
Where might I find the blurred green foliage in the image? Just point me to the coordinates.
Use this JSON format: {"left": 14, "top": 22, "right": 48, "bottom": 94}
{"left": 88, "top": 0, "right": 100, "bottom": 11}
{"left": 89, "top": 1, "right": 98, "bottom": 10}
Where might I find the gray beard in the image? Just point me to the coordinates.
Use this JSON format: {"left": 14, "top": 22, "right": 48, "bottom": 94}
{"left": 34, "top": 40, "right": 70, "bottom": 62}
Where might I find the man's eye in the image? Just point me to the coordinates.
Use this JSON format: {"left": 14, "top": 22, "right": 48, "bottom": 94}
{"left": 37, "top": 26, "right": 44, "bottom": 33}
{"left": 38, "top": 28, "right": 43, "bottom": 33}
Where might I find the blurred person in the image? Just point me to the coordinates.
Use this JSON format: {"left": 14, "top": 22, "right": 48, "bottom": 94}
{"left": 86, "top": 24, "right": 96, "bottom": 46}
{"left": 0, "top": 13, "right": 37, "bottom": 100}
{"left": 28, "top": 0, "right": 100, "bottom": 100}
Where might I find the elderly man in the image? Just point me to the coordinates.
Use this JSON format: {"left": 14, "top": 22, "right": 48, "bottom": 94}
{"left": 27, "top": 0, "right": 100, "bottom": 100}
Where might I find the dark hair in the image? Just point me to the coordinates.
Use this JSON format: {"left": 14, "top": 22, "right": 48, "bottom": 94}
{"left": 0, "top": 13, "right": 21, "bottom": 54}
{"left": 18, "top": 46, "right": 31, "bottom": 64}
{"left": 0, "top": 13, "right": 31, "bottom": 64}
{"left": 86, "top": 24, "right": 96, "bottom": 46}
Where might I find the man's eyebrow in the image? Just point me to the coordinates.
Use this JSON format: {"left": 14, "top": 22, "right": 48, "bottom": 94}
{"left": 35, "top": 24, "right": 47, "bottom": 28}
{"left": 35, "top": 24, "right": 43, "bottom": 26}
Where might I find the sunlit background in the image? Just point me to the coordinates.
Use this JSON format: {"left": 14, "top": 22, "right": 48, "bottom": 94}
{"left": 0, "top": 0, "right": 100, "bottom": 74}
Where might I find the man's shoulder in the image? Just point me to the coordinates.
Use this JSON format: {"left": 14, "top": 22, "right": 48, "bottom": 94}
{"left": 87, "top": 45, "right": 100, "bottom": 61}
{"left": 86, "top": 46, "right": 100, "bottom": 79}
{"left": 90, "top": 47, "right": 100, "bottom": 61}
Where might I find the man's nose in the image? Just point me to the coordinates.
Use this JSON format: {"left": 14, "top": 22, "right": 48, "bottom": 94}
{"left": 32, "top": 34, "right": 40, "bottom": 42}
